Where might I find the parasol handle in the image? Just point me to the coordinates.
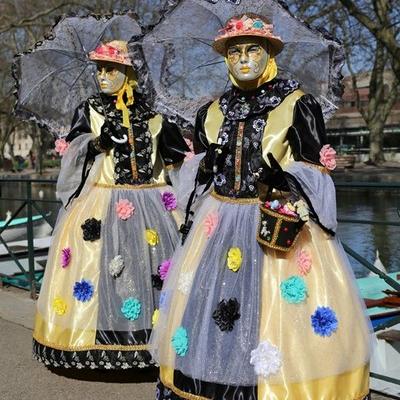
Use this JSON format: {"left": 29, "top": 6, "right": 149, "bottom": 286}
{"left": 111, "top": 134, "right": 128, "bottom": 144}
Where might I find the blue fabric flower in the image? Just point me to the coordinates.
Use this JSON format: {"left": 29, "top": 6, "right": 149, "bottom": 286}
{"left": 253, "top": 20, "right": 264, "bottom": 29}
{"left": 311, "top": 306, "right": 338, "bottom": 337}
{"left": 73, "top": 279, "right": 94, "bottom": 302}
{"left": 121, "top": 298, "right": 141, "bottom": 320}
{"left": 172, "top": 326, "right": 189, "bottom": 356}
{"left": 159, "top": 291, "right": 169, "bottom": 310}
{"left": 280, "top": 276, "right": 307, "bottom": 304}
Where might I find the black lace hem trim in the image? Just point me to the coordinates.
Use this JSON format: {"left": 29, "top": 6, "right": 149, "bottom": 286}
{"left": 33, "top": 339, "right": 155, "bottom": 370}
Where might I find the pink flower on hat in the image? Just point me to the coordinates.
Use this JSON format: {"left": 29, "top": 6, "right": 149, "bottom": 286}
{"left": 319, "top": 145, "right": 337, "bottom": 170}
{"left": 55, "top": 138, "right": 69, "bottom": 156}
{"left": 116, "top": 199, "right": 135, "bottom": 220}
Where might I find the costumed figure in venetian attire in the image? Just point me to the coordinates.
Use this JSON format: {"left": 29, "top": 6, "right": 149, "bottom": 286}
{"left": 150, "top": 14, "right": 371, "bottom": 399}
{"left": 33, "top": 40, "right": 189, "bottom": 369}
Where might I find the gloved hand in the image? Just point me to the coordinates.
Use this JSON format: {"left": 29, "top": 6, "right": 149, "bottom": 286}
{"left": 98, "top": 120, "right": 115, "bottom": 151}
{"left": 249, "top": 152, "right": 289, "bottom": 191}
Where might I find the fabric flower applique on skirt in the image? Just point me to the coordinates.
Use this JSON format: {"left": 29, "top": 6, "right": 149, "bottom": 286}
{"left": 212, "top": 298, "right": 241, "bottom": 332}
{"left": 280, "top": 276, "right": 308, "bottom": 304}
{"left": 250, "top": 340, "right": 282, "bottom": 378}
{"left": 172, "top": 326, "right": 189, "bottom": 356}
{"left": 61, "top": 247, "right": 71, "bottom": 268}
{"left": 311, "top": 306, "right": 338, "bottom": 337}
{"left": 296, "top": 249, "right": 312, "bottom": 276}
{"left": 177, "top": 271, "right": 194, "bottom": 295}
{"left": 152, "top": 309, "right": 160, "bottom": 326}
{"left": 52, "top": 297, "right": 67, "bottom": 315}
{"left": 161, "top": 192, "right": 177, "bottom": 211}
{"left": 81, "top": 218, "right": 101, "bottom": 241}
{"left": 204, "top": 211, "right": 219, "bottom": 238}
{"left": 152, "top": 273, "right": 163, "bottom": 290}
{"left": 121, "top": 298, "right": 142, "bottom": 321}
{"left": 73, "top": 279, "right": 94, "bottom": 302}
{"left": 115, "top": 199, "right": 135, "bottom": 220}
{"left": 227, "top": 247, "right": 242, "bottom": 272}
{"left": 159, "top": 259, "right": 172, "bottom": 281}
{"left": 145, "top": 229, "right": 159, "bottom": 246}
{"left": 108, "top": 255, "right": 125, "bottom": 278}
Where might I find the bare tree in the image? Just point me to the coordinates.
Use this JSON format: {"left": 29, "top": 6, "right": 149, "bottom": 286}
{"left": 287, "top": 0, "right": 400, "bottom": 164}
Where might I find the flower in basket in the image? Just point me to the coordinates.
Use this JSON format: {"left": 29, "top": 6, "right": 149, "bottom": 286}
{"left": 319, "top": 144, "right": 336, "bottom": 170}
{"left": 294, "top": 200, "right": 309, "bottom": 221}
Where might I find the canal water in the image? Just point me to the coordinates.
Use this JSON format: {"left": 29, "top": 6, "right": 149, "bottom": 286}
{"left": 0, "top": 169, "right": 399, "bottom": 278}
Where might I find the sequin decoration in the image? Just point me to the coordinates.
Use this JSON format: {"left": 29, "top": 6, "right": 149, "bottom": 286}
{"left": 108, "top": 255, "right": 125, "bottom": 277}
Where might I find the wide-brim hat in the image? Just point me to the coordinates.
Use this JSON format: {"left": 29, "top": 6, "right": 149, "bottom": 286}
{"left": 213, "top": 14, "right": 284, "bottom": 57}
{"left": 89, "top": 40, "right": 132, "bottom": 66}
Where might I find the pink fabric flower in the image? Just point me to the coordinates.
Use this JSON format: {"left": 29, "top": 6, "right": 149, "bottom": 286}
{"left": 116, "top": 199, "right": 135, "bottom": 220}
{"left": 296, "top": 249, "right": 312, "bottom": 276}
{"left": 204, "top": 211, "right": 219, "bottom": 238}
{"left": 55, "top": 138, "right": 69, "bottom": 156}
{"left": 61, "top": 247, "right": 71, "bottom": 268}
{"left": 159, "top": 259, "right": 172, "bottom": 281}
{"left": 319, "top": 144, "right": 337, "bottom": 170}
{"left": 162, "top": 192, "right": 177, "bottom": 211}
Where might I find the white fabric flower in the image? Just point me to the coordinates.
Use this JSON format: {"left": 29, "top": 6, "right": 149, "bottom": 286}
{"left": 178, "top": 271, "right": 194, "bottom": 295}
{"left": 109, "top": 255, "right": 125, "bottom": 277}
{"left": 250, "top": 340, "right": 282, "bottom": 378}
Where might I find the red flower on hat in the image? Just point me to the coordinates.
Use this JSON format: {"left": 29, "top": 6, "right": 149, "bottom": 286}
{"left": 235, "top": 20, "right": 244, "bottom": 30}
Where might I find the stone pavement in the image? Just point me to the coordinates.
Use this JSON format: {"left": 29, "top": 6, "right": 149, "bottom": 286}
{"left": 0, "top": 287, "right": 392, "bottom": 400}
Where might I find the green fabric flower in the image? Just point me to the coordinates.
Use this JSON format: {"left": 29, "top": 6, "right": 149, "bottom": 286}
{"left": 280, "top": 276, "right": 307, "bottom": 304}
{"left": 172, "top": 326, "right": 189, "bottom": 356}
{"left": 121, "top": 297, "right": 141, "bottom": 320}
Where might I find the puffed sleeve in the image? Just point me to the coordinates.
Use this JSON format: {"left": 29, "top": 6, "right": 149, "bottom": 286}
{"left": 286, "top": 94, "right": 327, "bottom": 164}
{"left": 56, "top": 101, "right": 97, "bottom": 207}
{"left": 158, "top": 119, "right": 190, "bottom": 168}
{"left": 284, "top": 94, "right": 337, "bottom": 235}
{"left": 193, "top": 101, "right": 212, "bottom": 154}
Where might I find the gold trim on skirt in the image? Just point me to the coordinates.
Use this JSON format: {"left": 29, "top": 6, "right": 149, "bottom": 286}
{"left": 211, "top": 191, "right": 260, "bottom": 204}
{"left": 94, "top": 182, "right": 167, "bottom": 190}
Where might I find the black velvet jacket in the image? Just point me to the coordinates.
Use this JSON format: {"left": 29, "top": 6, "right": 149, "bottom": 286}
{"left": 65, "top": 92, "right": 189, "bottom": 203}
{"left": 194, "top": 78, "right": 327, "bottom": 199}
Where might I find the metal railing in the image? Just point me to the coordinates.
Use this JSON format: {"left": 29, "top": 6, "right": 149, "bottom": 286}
{"left": 0, "top": 178, "right": 60, "bottom": 298}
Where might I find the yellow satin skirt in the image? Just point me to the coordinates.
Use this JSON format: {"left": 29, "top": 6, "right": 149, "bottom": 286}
{"left": 150, "top": 194, "right": 371, "bottom": 399}
{"left": 33, "top": 182, "right": 181, "bottom": 369}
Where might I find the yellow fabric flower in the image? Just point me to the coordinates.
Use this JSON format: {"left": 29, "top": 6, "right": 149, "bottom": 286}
{"left": 227, "top": 247, "right": 242, "bottom": 272}
{"left": 145, "top": 229, "right": 159, "bottom": 246}
{"left": 152, "top": 309, "right": 160, "bottom": 326}
{"left": 52, "top": 297, "right": 67, "bottom": 316}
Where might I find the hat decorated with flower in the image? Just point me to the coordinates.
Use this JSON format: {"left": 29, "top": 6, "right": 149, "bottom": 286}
{"left": 89, "top": 40, "right": 132, "bottom": 66}
{"left": 213, "top": 14, "right": 284, "bottom": 57}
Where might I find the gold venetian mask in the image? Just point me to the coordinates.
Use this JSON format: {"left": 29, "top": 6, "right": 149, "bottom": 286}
{"left": 226, "top": 36, "right": 270, "bottom": 82}
{"left": 96, "top": 61, "right": 127, "bottom": 95}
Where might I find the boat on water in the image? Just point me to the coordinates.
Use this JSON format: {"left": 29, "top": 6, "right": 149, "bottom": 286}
{"left": 0, "top": 211, "right": 52, "bottom": 242}
{"left": 358, "top": 250, "right": 400, "bottom": 398}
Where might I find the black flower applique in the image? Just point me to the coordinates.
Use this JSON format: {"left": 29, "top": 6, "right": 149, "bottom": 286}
{"left": 212, "top": 298, "right": 241, "bottom": 332}
{"left": 81, "top": 218, "right": 101, "bottom": 241}
{"left": 152, "top": 273, "right": 163, "bottom": 291}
